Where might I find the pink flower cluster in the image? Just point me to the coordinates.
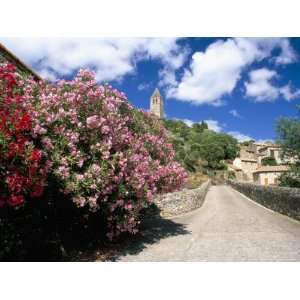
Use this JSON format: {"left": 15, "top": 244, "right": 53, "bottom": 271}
{"left": 19, "top": 69, "right": 187, "bottom": 239}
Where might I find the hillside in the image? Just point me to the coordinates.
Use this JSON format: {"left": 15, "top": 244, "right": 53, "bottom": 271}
{"left": 163, "top": 119, "right": 240, "bottom": 173}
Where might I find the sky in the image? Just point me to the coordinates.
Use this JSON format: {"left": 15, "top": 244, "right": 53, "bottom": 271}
{"left": 2, "top": 37, "right": 300, "bottom": 142}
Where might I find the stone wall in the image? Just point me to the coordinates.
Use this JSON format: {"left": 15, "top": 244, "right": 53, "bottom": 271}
{"left": 228, "top": 180, "right": 300, "bottom": 221}
{"left": 154, "top": 180, "right": 211, "bottom": 217}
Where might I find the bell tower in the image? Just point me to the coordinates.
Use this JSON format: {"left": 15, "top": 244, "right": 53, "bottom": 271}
{"left": 150, "top": 88, "right": 164, "bottom": 119}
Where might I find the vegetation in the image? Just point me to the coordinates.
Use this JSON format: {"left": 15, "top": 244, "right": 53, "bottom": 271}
{"left": 240, "top": 140, "right": 255, "bottom": 146}
{"left": 163, "top": 119, "right": 239, "bottom": 172}
{"left": 277, "top": 109, "right": 300, "bottom": 188}
{"left": 261, "top": 156, "right": 277, "bottom": 166}
{"left": 0, "top": 63, "right": 187, "bottom": 260}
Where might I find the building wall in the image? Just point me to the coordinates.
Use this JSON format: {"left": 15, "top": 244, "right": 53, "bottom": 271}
{"left": 233, "top": 158, "right": 242, "bottom": 169}
{"left": 259, "top": 147, "right": 282, "bottom": 164}
{"left": 240, "top": 160, "right": 258, "bottom": 181}
{"left": 254, "top": 171, "right": 283, "bottom": 186}
{"left": 233, "top": 158, "right": 258, "bottom": 181}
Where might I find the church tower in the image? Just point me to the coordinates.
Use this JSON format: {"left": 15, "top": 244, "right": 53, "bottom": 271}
{"left": 150, "top": 88, "right": 164, "bottom": 118}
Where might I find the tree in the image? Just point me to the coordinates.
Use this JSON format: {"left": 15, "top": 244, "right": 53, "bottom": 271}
{"left": 192, "top": 121, "right": 208, "bottom": 133}
{"left": 217, "top": 133, "right": 239, "bottom": 160}
{"left": 277, "top": 117, "right": 300, "bottom": 160}
{"left": 261, "top": 156, "right": 277, "bottom": 166}
{"left": 276, "top": 113, "right": 300, "bottom": 187}
{"left": 278, "top": 165, "right": 300, "bottom": 188}
{"left": 198, "top": 142, "right": 225, "bottom": 169}
{"left": 240, "top": 140, "right": 255, "bottom": 146}
{"left": 164, "top": 120, "right": 239, "bottom": 172}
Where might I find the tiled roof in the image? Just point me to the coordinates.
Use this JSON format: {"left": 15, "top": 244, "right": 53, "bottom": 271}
{"left": 253, "top": 165, "right": 289, "bottom": 173}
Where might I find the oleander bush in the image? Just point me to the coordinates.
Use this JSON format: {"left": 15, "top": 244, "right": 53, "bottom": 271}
{"left": 27, "top": 69, "right": 187, "bottom": 239}
{"left": 0, "top": 64, "right": 187, "bottom": 259}
{"left": 0, "top": 63, "right": 49, "bottom": 207}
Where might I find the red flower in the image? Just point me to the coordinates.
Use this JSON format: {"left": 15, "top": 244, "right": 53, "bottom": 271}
{"left": 15, "top": 113, "right": 32, "bottom": 132}
{"left": 30, "top": 149, "right": 42, "bottom": 162}
{"left": 30, "top": 185, "right": 44, "bottom": 198}
{"left": 8, "top": 142, "right": 25, "bottom": 158}
{"left": 6, "top": 174, "right": 27, "bottom": 194}
{"left": 7, "top": 195, "right": 25, "bottom": 207}
{"left": 0, "top": 63, "right": 47, "bottom": 205}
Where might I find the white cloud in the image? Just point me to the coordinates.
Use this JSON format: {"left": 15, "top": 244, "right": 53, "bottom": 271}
{"left": 245, "top": 68, "right": 300, "bottom": 102}
{"left": 227, "top": 131, "right": 253, "bottom": 142}
{"left": 182, "top": 119, "right": 195, "bottom": 127}
{"left": 245, "top": 68, "right": 279, "bottom": 101}
{"left": 256, "top": 139, "right": 274, "bottom": 144}
{"left": 279, "top": 84, "right": 300, "bottom": 101}
{"left": 178, "top": 118, "right": 258, "bottom": 142}
{"left": 182, "top": 118, "right": 223, "bottom": 132}
{"left": 229, "top": 109, "right": 242, "bottom": 118}
{"left": 182, "top": 118, "right": 224, "bottom": 133}
{"left": 204, "top": 119, "right": 223, "bottom": 133}
{"left": 1, "top": 38, "right": 187, "bottom": 82}
{"left": 137, "top": 82, "right": 151, "bottom": 91}
{"left": 165, "top": 38, "right": 297, "bottom": 105}
{"left": 274, "top": 38, "right": 297, "bottom": 64}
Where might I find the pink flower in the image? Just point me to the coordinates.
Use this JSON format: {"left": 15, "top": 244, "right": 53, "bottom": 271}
{"left": 76, "top": 174, "right": 84, "bottom": 181}
{"left": 86, "top": 115, "right": 105, "bottom": 129}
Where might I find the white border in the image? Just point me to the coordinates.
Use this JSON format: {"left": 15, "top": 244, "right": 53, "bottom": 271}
{"left": 1, "top": 0, "right": 300, "bottom": 299}
{"left": 1, "top": 0, "right": 300, "bottom": 36}
{"left": 1, "top": 262, "right": 300, "bottom": 300}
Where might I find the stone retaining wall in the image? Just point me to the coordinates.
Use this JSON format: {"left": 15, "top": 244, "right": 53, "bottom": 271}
{"left": 228, "top": 180, "right": 300, "bottom": 221}
{"left": 155, "top": 180, "right": 211, "bottom": 217}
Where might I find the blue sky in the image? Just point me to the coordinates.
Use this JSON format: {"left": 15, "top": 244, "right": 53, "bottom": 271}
{"left": 2, "top": 37, "right": 300, "bottom": 142}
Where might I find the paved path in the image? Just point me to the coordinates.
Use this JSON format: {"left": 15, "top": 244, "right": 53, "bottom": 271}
{"left": 118, "top": 185, "right": 300, "bottom": 261}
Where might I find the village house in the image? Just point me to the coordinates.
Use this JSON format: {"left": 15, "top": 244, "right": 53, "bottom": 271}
{"left": 252, "top": 165, "right": 290, "bottom": 185}
{"left": 232, "top": 142, "right": 291, "bottom": 186}
{"left": 232, "top": 144, "right": 259, "bottom": 181}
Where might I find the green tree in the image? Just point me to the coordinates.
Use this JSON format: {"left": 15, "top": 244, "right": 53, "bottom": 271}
{"left": 240, "top": 140, "right": 255, "bottom": 146}
{"left": 217, "top": 133, "right": 239, "bottom": 160}
{"left": 261, "top": 156, "right": 277, "bottom": 166}
{"left": 163, "top": 119, "right": 239, "bottom": 172}
{"left": 198, "top": 142, "right": 225, "bottom": 169}
{"left": 276, "top": 113, "right": 300, "bottom": 187}
{"left": 277, "top": 117, "right": 300, "bottom": 160}
{"left": 192, "top": 121, "right": 208, "bottom": 133}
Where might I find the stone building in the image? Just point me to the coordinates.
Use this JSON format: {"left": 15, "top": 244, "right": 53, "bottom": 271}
{"left": 150, "top": 88, "right": 164, "bottom": 118}
{"left": 232, "top": 142, "right": 291, "bottom": 185}
{"left": 0, "top": 42, "right": 41, "bottom": 81}
{"left": 232, "top": 157, "right": 258, "bottom": 181}
{"left": 256, "top": 143, "right": 283, "bottom": 165}
{"left": 253, "top": 165, "right": 289, "bottom": 186}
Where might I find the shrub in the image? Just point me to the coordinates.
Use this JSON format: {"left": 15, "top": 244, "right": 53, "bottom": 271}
{"left": 23, "top": 69, "right": 187, "bottom": 239}
{"left": 0, "top": 63, "right": 49, "bottom": 207}
{"left": 261, "top": 156, "right": 277, "bottom": 166}
{"left": 278, "top": 164, "right": 300, "bottom": 188}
